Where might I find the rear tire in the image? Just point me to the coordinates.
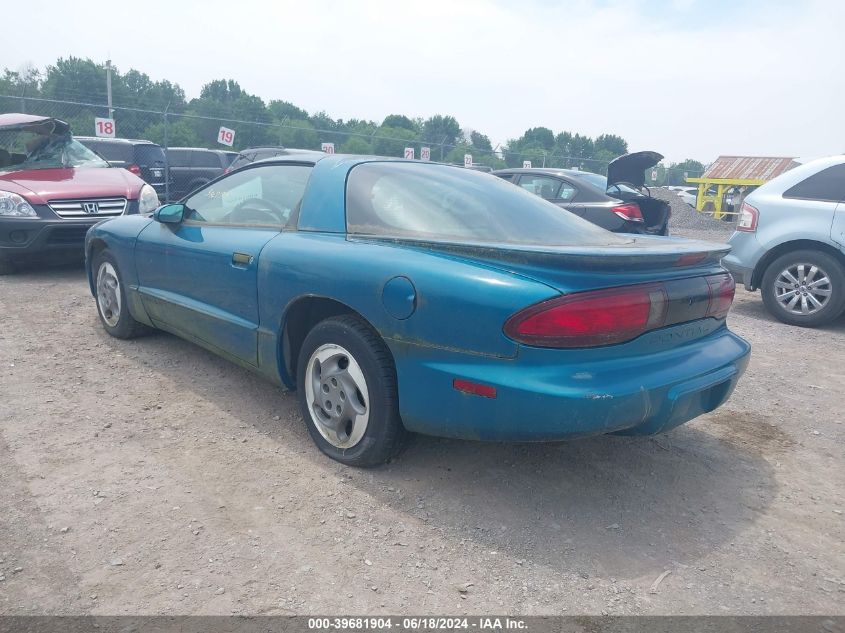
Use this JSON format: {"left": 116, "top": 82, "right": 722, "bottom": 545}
{"left": 296, "top": 315, "right": 405, "bottom": 467}
{"left": 761, "top": 249, "right": 845, "bottom": 327}
{"left": 92, "top": 249, "right": 150, "bottom": 339}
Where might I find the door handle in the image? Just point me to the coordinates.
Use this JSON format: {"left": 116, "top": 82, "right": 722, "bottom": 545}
{"left": 232, "top": 252, "right": 254, "bottom": 266}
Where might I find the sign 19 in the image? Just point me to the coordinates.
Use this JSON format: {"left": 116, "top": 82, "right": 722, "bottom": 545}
{"left": 218, "top": 126, "right": 236, "bottom": 146}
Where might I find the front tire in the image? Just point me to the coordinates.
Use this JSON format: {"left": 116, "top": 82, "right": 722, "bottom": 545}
{"left": 761, "top": 249, "right": 845, "bottom": 327}
{"left": 0, "top": 257, "right": 15, "bottom": 276}
{"left": 296, "top": 315, "right": 405, "bottom": 467}
{"left": 92, "top": 250, "right": 149, "bottom": 339}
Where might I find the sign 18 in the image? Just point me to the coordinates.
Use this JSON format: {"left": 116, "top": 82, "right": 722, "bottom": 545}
{"left": 94, "top": 117, "right": 115, "bottom": 138}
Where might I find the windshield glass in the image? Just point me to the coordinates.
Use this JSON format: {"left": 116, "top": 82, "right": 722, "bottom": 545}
{"left": 346, "top": 162, "right": 625, "bottom": 246}
{"left": 570, "top": 171, "right": 608, "bottom": 189}
{"left": 0, "top": 127, "right": 109, "bottom": 172}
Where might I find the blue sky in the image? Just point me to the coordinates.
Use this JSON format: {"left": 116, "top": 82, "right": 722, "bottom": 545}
{"left": 5, "top": 0, "right": 843, "bottom": 163}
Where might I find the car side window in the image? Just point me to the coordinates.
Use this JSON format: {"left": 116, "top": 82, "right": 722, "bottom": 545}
{"left": 183, "top": 164, "right": 313, "bottom": 228}
{"left": 518, "top": 175, "right": 561, "bottom": 200}
{"left": 783, "top": 164, "right": 845, "bottom": 203}
{"left": 195, "top": 151, "right": 223, "bottom": 168}
{"left": 556, "top": 180, "right": 577, "bottom": 201}
{"left": 167, "top": 150, "right": 190, "bottom": 167}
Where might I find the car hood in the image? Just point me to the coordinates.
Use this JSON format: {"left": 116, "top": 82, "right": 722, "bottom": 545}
{"left": 0, "top": 113, "right": 70, "bottom": 134}
{"left": 607, "top": 151, "right": 663, "bottom": 188}
{"left": 0, "top": 167, "right": 144, "bottom": 204}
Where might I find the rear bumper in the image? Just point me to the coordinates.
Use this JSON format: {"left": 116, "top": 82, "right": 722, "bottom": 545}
{"left": 721, "top": 256, "right": 755, "bottom": 290}
{"left": 390, "top": 321, "right": 750, "bottom": 441}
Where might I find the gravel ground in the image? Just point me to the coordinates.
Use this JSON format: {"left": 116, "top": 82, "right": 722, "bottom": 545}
{"left": 1, "top": 220, "right": 843, "bottom": 616}
{"left": 660, "top": 188, "right": 737, "bottom": 242}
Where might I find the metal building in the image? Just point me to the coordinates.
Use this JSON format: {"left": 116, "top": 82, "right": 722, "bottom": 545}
{"left": 686, "top": 156, "right": 799, "bottom": 219}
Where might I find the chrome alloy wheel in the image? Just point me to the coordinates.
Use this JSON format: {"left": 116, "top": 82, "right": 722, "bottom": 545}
{"left": 774, "top": 263, "right": 832, "bottom": 315}
{"left": 304, "top": 343, "right": 370, "bottom": 449}
{"left": 96, "top": 261, "right": 121, "bottom": 327}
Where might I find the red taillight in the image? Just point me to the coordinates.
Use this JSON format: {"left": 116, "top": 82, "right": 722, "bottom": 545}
{"left": 127, "top": 164, "right": 142, "bottom": 176}
{"left": 706, "top": 273, "right": 736, "bottom": 318}
{"left": 504, "top": 274, "right": 735, "bottom": 348}
{"left": 504, "top": 283, "right": 667, "bottom": 348}
{"left": 611, "top": 203, "right": 644, "bottom": 222}
{"left": 736, "top": 202, "right": 758, "bottom": 232}
{"left": 453, "top": 378, "right": 497, "bottom": 399}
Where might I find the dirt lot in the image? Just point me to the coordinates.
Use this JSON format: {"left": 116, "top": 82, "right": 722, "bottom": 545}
{"left": 1, "top": 227, "right": 844, "bottom": 615}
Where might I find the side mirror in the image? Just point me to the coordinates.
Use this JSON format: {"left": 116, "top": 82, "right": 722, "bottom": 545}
{"left": 153, "top": 203, "right": 185, "bottom": 224}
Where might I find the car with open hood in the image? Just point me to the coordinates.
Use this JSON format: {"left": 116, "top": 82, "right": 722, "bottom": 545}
{"left": 85, "top": 154, "right": 748, "bottom": 466}
{"left": 493, "top": 151, "right": 671, "bottom": 235}
{"left": 0, "top": 114, "right": 158, "bottom": 274}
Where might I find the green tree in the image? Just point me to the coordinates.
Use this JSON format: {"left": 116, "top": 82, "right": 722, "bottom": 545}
{"left": 280, "top": 118, "right": 319, "bottom": 150}
{"left": 41, "top": 57, "right": 107, "bottom": 103}
{"left": 422, "top": 115, "right": 462, "bottom": 148}
{"left": 469, "top": 130, "right": 492, "bottom": 152}
{"left": 340, "top": 136, "right": 373, "bottom": 154}
{"left": 372, "top": 126, "right": 418, "bottom": 156}
{"left": 666, "top": 159, "right": 705, "bottom": 184}
{"left": 268, "top": 99, "right": 309, "bottom": 121}
{"left": 594, "top": 133, "right": 627, "bottom": 157}
{"left": 381, "top": 114, "right": 418, "bottom": 132}
{"left": 199, "top": 79, "right": 243, "bottom": 104}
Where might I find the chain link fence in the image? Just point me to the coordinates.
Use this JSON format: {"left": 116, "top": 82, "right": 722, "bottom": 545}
{"left": 1, "top": 93, "right": 705, "bottom": 202}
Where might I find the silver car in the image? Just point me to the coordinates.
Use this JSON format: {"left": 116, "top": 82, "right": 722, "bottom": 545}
{"left": 722, "top": 155, "right": 845, "bottom": 327}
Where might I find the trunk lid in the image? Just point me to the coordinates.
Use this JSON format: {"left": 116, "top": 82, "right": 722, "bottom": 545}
{"left": 370, "top": 235, "right": 730, "bottom": 294}
{"left": 607, "top": 151, "right": 663, "bottom": 189}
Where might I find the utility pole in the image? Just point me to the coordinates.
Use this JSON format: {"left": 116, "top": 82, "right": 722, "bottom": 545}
{"left": 105, "top": 59, "right": 113, "bottom": 118}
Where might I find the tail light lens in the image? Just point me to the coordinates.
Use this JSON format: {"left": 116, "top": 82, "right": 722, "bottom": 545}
{"left": 706, "top": 273, "right": 736, "bottom": 319}
{"left": 737, "top": 202, "right": 758, "bottom": 232}
{"left": 612, "top": 203, "right": 644, "bottom": 222}
{"left": 127, "top": 164, "right": 142, "bottom": 176}
{"left": 504, "top": 274, "right": 735, "bottom": 348}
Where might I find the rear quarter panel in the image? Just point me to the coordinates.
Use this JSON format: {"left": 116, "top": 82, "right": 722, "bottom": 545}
{"left": 257, "top": 232, "right": 561, "bottom": 384}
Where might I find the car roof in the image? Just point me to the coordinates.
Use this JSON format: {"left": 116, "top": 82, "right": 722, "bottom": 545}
{"left": 750, "top": 154, "right": 845, "bottom": 197}
{"left": 75, "top": 136, "right": 160, "bottom": 146}
{"left": 167, "top": 146, "right": 233, "bottom": 153}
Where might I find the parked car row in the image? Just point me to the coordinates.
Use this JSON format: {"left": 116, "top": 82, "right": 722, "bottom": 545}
{"left": 4, "top": 111, "right": 842, "bottom": 466}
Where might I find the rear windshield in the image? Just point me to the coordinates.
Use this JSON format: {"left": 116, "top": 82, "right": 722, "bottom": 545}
{"left": 135, "top": 144, "right": 166, "bottom": 166}
{"left": 572, "top": 171, "right": 608, "bottom": 189}
{"left": 346, "top": 162, "right": 623, "bottom": 246}
{"left": 0, "top": 129, "right": 108, "bottom": 172}
{"left": 82, "top": 140, "right": 132, "bottom": 163}
{"left": 783, "top": 164, "right": 845, "bottom": 203}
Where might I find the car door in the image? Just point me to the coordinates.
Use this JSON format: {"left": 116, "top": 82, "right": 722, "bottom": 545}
{"left": 134, "top": 162, "right": 313, "bottom": 365}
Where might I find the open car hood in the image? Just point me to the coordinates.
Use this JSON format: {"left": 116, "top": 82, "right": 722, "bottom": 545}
{"left": 0, "top": 113, "right": 70, "bottom": 135}
{"left": 607, "top": 151, "right": 663, "bottom": 189}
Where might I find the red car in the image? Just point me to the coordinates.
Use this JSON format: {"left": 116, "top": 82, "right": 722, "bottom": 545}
{"left": 0, "top": 114, "right": 159, "bottom": 274}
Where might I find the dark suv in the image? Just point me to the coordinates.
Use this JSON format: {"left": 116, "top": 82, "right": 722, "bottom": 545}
{"left": 166, "top": 147, "right": 238, "bottom": 199}
{"left": 76, "top": 137, "right": 169, "bottom": 199}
